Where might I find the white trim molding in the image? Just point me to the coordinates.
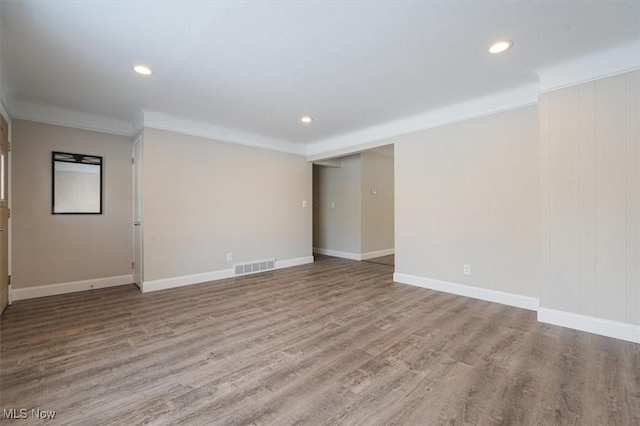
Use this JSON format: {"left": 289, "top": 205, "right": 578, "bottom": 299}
{"left": 11, "top": 275, "right": 133, "bottom": 301}
{"left": 306, "top": 83, "right": 539, "bottom": 160}
{"left": 143, "top": 256, "right": 314, "bottom": 293}
{"left": 393, "top": 272, "right": 640, "bottom": 343}
{"left": 142, "top": 269, "right": 234, "bottom": 293}
{"left": 361, "top": 248, "right": 395, "bottom": 260}
{"left": 143, "top": 109, "right": 306, "bottom": 156}
{"left": 313, "top": 248, "right": 394, "bottom": 261}
{"left": 538, "top": 308, "right": 640, "bottom": 345}
{"left": 538, "top": 39, "right": 640, "bottom": 93}
{"left": 6, "top": 100, "right": 134, "bottom": 136}
{"left": 313, "top": 248, "right": 362, "bottom": 261}
{"left": 276, "top": 256, "right": 314, "bottom": 269}
{"left": 393, "top": 272, "right": 539, "bottom": 312}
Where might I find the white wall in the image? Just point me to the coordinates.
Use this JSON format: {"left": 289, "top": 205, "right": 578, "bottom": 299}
{"left": 12, "top": 120, "right": 133, "bottom": 290}
{"left": 540, "top": 70, "right": 639, "bottom": 326}
{"left": 141, "top": 127, "right": 312, "bottom": 283}
{"left": 394, "top": 105, "right": 540, "bottom": 299}
{"left": 361, "top": 151, "right": 394, "bottom": 254}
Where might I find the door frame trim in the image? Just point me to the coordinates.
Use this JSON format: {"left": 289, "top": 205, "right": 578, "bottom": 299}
{"left": 0, "top": 104, "right": 10, "bottom": 311}
{"left": 132, "top": 134, "right": 144, "bottom": 289}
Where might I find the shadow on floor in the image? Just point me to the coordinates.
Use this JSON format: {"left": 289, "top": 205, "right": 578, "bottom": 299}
{"left": 362, "top": 254, "right": 394, "bottom": 267}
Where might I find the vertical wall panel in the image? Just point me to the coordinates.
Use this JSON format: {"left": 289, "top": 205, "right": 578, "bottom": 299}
{"left": 548, "top": 87, "right": 581, "bottom": 313}
{"left": 578, "top": 83, "right": 597, "bottom": 316}
{"left": 541, "top": 70, "right": 639, "bottom": 326}
{"left": 626, "top": 71, "right": 640, "bottom": 325}
{"left": 595, "top": 76, "right": 628, "bottom": 322}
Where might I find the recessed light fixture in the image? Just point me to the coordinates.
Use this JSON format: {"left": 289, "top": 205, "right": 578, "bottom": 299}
{"left": 489, "top": 40, "right": 513, "bottom": 54}
{"left": 301, "top": 116, "right": 313, "bottom": 124}
{"left": 133, "top": 64, "right": 154, "bottom": 75}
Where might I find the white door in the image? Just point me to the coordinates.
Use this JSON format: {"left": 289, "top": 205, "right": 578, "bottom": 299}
{"left": 132, "top": 136, "right": 143, "bottom": 288}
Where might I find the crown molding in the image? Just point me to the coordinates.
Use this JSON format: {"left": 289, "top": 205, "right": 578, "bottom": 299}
{"left": 4, "top": 40, "right": 637, "bottom": 158}
{"left": 306, "top": 82, "right": 539, "bottom": 161}
{"left": 538, "top": 39, "right": 640, "bottom": 93}
{"left": 7, "top": 100, "right": 134, "bottom": 136}
{"left": 132, "top": 107, "right": 145, "bottom": 135}
{"left": 312, "top": 158, "right": 342, "bottom": 168}
{"left": 143, "top": 110, "right": 306, "bottom": 156}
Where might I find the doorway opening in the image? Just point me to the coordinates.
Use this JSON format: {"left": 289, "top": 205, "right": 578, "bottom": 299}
{"left": 312, "top": 144, "right": 394, "bottom": 267}
{"left": 132, "top": 136, "right": 143, "bottom": 290}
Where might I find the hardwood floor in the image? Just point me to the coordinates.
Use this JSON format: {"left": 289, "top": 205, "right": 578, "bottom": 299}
{"left": 362, "top": 254, "right": 394, "bottom": 267}
{"left": 1, "top": 256, "right": 638, "bottom": 425}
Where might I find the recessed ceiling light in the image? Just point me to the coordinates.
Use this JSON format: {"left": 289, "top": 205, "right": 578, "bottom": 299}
{"left": 133, "top": 64, "right": 154, "bottom": 75}
{"left": 301, "top": 116, "right": 313, "bottom": 124}
{"left": 489, "top": 40, "right": 513, "bottom": 54}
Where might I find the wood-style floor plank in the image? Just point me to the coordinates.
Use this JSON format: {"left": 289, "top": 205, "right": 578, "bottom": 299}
{"left": 1, "top": 256, "right": 638, "bottom": 425}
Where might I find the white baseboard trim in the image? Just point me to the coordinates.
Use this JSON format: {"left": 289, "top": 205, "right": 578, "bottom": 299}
{"left": 538, "top": 308, "right": 640, "bottom": 344}
{"left": 143, "top": 256, "right": 315, "bottom": 293}
{"left": 392, "top": 272, "right": 639, "bottom": 343}
{"left": 313, "top": 248, "right": 394, "bottom": 261}
{"left": 143, "top": 269, "right": 234, "bottom": 293}
{"left": 11, "top": 275, "right": 133, "bottom": 301}
{"left": 393, "top": 272, "right": 539, "bottom": 311}
{"left": 361, "top": 248, "right": 395, "bottom": 260}
{"left": 313, "top": 248, "right": 361, "bottom": 261}
{"left": 276, "top": 256, "right": 315, "bottom": 269}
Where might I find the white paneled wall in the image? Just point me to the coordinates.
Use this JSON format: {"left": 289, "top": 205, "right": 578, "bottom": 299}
{"left": 540, "top": 70, "right": 640, "bottom": 325}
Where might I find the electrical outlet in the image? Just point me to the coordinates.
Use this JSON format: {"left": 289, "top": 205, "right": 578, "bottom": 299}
{"left": 463, "top": 264, "right": 471, "bottom": 275}
{"left": 227, "top": 252, "right": 233, "bottom": 262}
{"left": 331, "top": 201, "right": 335, "bottom": 208}
{"left": 302, "top": 200, "right": 307, "bottom": 207}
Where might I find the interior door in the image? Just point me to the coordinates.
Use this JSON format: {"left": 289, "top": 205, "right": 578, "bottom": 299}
{"left": 0, "top": 115, "right": 9, "bottom": 315}
{"left": 132, "top": 136, "right": 143, "bottom": 289}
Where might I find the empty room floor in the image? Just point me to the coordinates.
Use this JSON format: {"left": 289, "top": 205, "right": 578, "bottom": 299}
{"left": 1, "top": 256, "right": 638, "bottom": 425}
{"left": 362, "top": 255, "right": 395, "bottom": 267}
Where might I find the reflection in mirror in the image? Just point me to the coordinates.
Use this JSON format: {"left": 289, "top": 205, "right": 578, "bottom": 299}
{"left": 52, "top": 152, "right": 102, "bottom": 214}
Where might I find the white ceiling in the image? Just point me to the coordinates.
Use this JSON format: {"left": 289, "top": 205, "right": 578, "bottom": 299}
{"left": 1, "top": 1, "right": 639, "bottom": 157}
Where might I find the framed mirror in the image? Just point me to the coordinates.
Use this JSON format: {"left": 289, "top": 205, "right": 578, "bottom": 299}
{"left": 52, "top": 151, "right": 103, "bottom": 214}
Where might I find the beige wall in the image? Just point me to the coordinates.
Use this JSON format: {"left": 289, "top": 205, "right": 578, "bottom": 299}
{"left": 361, "top": 151, "right": 394, "bottom": 253}
{"left": 540, "top": 70, "right": 639, "bottom": 325}
{"left": 394, "top": 105, "right": 540, "bottom": 298}
{"left": 141, "top": 127, "right": 312, "bottom": 282}
{"left": 12, "top": 120, "right": 133, "bottom": 288}
{"left": 313, "top": 155, "right": 362, "bottom": 255}
{"left": 313, "top": 152, "right": 395, "bottom": 257}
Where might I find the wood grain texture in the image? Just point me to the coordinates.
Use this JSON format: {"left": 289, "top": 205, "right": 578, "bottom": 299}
{"left": 1, "top": 256, "right": 638, "bottom": 425}
{"left": 362, "top": 255, "right": 394, "bottom": 266}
